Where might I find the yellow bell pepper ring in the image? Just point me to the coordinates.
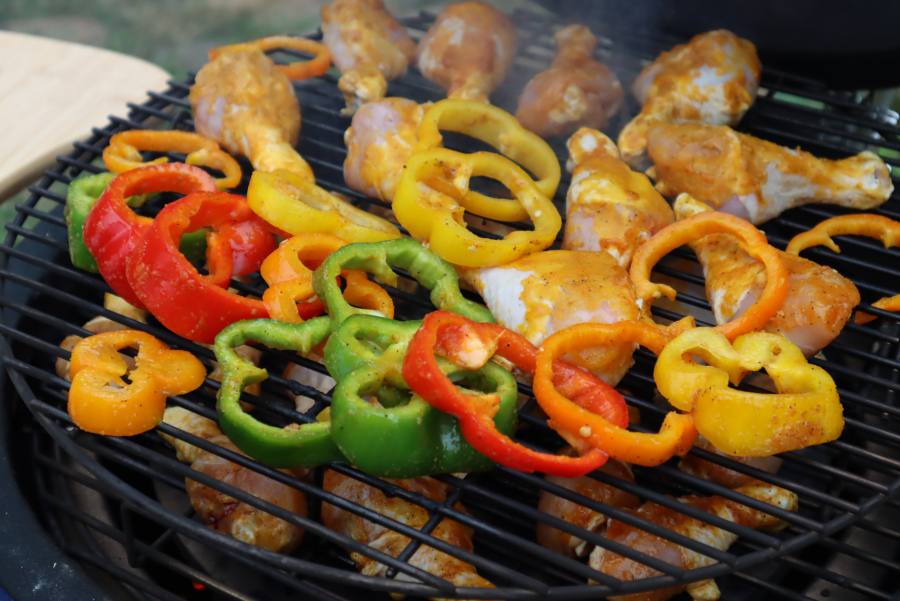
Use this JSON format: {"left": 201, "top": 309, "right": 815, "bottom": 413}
{"left": 393, "top": 148, "right": 562, "bottom": 268}
{"left": 417, "top": 99, "right": 561, "bottom": 221}
{"left": 247, "top": 169, "right": 401, "bottom": 243}
{"left": 655, "top": 327, "right": 844, "bottom": 457}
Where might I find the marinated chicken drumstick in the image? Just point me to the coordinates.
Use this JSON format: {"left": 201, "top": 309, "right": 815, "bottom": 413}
{"left": 321, "top": 0, "right": 417, "bottom": 115}
{"left": 516, "top": 25, "right": 623, "bottom": 138}
{"left": 618, "top": 30, "right": 761, "bottom": 168}
{"left": 417, "top": 1, "right": 518, "bottom": 102}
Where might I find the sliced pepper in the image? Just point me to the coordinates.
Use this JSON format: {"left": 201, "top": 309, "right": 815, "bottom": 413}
{"left": 786, "top": 214, "right": 900, "bottom": 324}
{"left": 533, "top": 320, "right": 698, "bottom": 467}
{"left": 68, "top": 330, "right": 206, "bottom": 436}
{"left": 630, "top": 210, "right": 790, "bottom": 341}
{"left": 655, "top": 327, "right": 843, "bottom": 457}
{"left": 393, "top": 148, "right": 562, "bottom": 267}
{"left": 208, "top": 35, "right": 331, "bottom": 81}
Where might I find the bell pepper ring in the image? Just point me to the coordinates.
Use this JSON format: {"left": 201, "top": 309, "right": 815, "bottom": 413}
{"left": 209, "top": 35, "right": 331, "bottom": 81}
{"left": 126, "top": 190, "right": 281, "bottom": 344}
{"left": 393, "top": 148, "right": 562, "bottom": 268}
{"left": 102, "top": 129, "right": 243, "bottom": 190}
{"left": 416, "top": 98, "right": 562, "bottom": 220}
{"left": 786, "top": 213, "right": 900, "bottom": 324}
{"left": 247, "top": 169, "right": 401, "bottom": 243}
{"left": 655, "top": 327, "right": 843, "bottom": 457}
{"left": 68, "top": 330, "right": 207, "bottom": 437}
{"left": 533, "top": 320, "right": 698, "bottom": 467}
{"left": 630, "top": 209, "right": 790, "bottom": 341}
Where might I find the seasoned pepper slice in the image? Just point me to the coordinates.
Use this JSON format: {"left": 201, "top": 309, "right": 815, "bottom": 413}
{"left": 209, "top": 35, "right": 331, "bottom": 81}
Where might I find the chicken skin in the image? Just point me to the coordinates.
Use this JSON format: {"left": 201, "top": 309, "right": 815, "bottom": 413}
{"left": 515, "top": 25, "right": 624, "bottom": 138}
{"left": 322, "top": 471, "right": 494, "bottom": 597}
{"left": 321, "top": 0, "right": 417, "bottom": 115}
{"left": 190, "top": 47, "right": 313, "bottom": 180}
{"left": 416, "top": 1, "right": 518, "bottom": 102}
{"left": 649, "top": 122, "right": 893, "bottom": 224}
{"left": 459, "top": 250, "right": 640, "bottom": 386}
{"left": 563, "top": 128, "right": 674, "bottom": 268}
{"left": 618, "top": 30, "right": 761, "bottom": 168}
{"left": 678, "top": 436, "right": 783, "bottom": 490}
{"left": 589, "top": 480, "right": 798, "bottom": 601}
{"left": 343, "top": 97, "right": 428, "bottom": 202}
{"left": 674, "top": 194, "right": 859, "bottom": 356}
{"left": 160, "top": 407, "right": 307, "bottom": 554}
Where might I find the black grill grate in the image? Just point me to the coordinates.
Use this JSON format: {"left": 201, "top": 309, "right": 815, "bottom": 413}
{"left": 2, "top": 7, "right": 900, "bottom": 601}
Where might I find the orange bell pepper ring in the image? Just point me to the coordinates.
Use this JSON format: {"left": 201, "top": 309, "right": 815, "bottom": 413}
{"left": 209, "top": 35, "right": 331, "bottom": 81}
{"left": 630, "top": 210, "right": 790, "bottom": 341}
{"left": 103, "top": 130, "right": 242, "bottom": 190}
{"left": 786, "top": 213, "right": 900, "bottom": 324}
{"left": 67, "top": 330, "right": 207, "bottom": 436}
{"left": 533, "top": 320, "right": 698, "bottom": 467}
{"left": 260, "top": 234, "right": 394, "bottom": 323}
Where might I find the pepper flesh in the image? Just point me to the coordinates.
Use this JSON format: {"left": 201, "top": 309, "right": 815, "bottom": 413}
{"left": 209, "top": 36, "right": 331, "bottom": 81}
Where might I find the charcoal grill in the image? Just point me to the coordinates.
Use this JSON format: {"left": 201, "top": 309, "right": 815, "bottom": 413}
{"left": 2, "top": 7, "right": 900, "bottom": 601}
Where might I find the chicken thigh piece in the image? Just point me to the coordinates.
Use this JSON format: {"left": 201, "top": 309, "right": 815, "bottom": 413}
{"left": 649, "top": 122, "right": 893, "bottom": 224}
{"left": 190, "top": 48, "right": 313, "bottom": 180}
{"left": 563, "top": 128, "right": 674, "bottom": 268}
{"left": 675, "top": 194, "right": 859, "bottom": 356}
{"left": 516, "top": 25, "right": 624, "bottom": 138}
{"left": 618, "top": 30, "right": 761, "bottom": 168}
{"left": 322, "top": 471, "right": 494, "bottom": 596}
{"left": 459, "top": 250, "right": 640, "bottom": 386}
{"left": 416, "top": 1, "right": 518, "bottom": 102}
{"left": 321, "top": 0, "right": 417, "bottom": 115}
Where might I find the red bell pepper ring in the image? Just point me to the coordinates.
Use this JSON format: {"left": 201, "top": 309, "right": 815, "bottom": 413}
{"left": 126, "top": 190, "right": 291, "bottom": 344}
{"left": 403, "top": 311, "right": 629, "bottom": 477}
{"left": 83, "top": 163, "right": 217, "bottom": 308}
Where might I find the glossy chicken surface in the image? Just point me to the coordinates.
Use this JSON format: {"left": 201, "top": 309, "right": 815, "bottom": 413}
{"left": 516, "top": 25, "right": 623, "bottom": 138}
{"left": 322, "top": 471, "right": 494, "bottom": 596}
{"left": 563, "top": 128, "right": 674, "bottom": 267}
{"left": 675, "top": 194, "right": 860, "bottom": 356}
{"left": 160, "top": 407, "right": 307, "bottom": 554}
{"left": 649, "top": 123, "right": 893, "bottom": 224}
{"left": 321, "top": 0, "right": 417, "bottom": 114}
{"left": 190, "top": 48, "right": 313, "bottom": 181}
{"left": 343, "top": 97, "right": 427, "bottom": 202}
{"left": 459, "top": 250, "right": 640, "bottom": 386}
{"left": 416, "top": 1, "right": 518, "bottom": 102}
{"left": 618, "top": 30, "right": 761, "bottom": 168}
{"left": 589, "top": 480, "right": 798, "bottom": 601}
{"left": 678, "top": 436, "right": 783, "bottom": 490}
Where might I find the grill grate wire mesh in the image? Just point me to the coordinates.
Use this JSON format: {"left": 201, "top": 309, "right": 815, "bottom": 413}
{"left": 1, "top": 7, "right": 900, "bottom": 601}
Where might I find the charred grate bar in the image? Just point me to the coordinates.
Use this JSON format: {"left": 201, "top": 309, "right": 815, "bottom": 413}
{"left": 1, "top": 6, "right": 899, "bottom": 601}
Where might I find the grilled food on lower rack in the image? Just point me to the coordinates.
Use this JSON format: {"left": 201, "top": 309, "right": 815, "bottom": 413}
{"left": 678, "top": 436, "right": 783, "bottom": 490}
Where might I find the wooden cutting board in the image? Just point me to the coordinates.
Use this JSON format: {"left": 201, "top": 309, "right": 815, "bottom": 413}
{"left": 0, "top": 30, "right": 172, "bottom": 202}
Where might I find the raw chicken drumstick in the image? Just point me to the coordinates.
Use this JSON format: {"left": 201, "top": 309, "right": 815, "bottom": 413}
{"left": 516, "top": 25, "right": 623, "bottom": 138}
{"left": 562, "top": 128, "right": 673, "bottom": 268}
{"left": 190, "top": 47, "right": 314, "bottom": 181}
{"left": 416, "top": 1, "right": 518, "bottom": 102}
{"left": 321, "top": 0, "right": 417, "bottom": 115}
{"left": 674, "top": 194, "right": 859, "bottom": 357}
{"left": 618, "top": 30, "right": 761, "bottom": 168}
{"left": 648, "top": 122, "right": 894, "bottom": 224}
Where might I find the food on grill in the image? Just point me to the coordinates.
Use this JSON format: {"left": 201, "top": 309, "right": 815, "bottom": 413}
{"left": 416, "top": 1, "right": 518, "bottom": 102}
{"left": 516, "top": 25, "right": 624, "bottom": 138}
{"left": 787, "top": 213, "right": 900, "bottom": 324}
{"left": 588, "top": 479, "right": 798, "bottom": 601}
{"left": 321, "top": 0, "right": 416, "bottom": 114}
{"left": 561, "top": 128, "right": 674, "bottom": 268}
{"left": 618, "top": 29, "right": 761, "bottom": 168}
{"left": 676, "top": 195, "right": 859, "bottom": 355}
{"left": 678, "top": 436, "right": 783, "bottom": 489}
{"left": 208, "top": 35, "right": 332, "bottom": 81}
{"left": 190, "top": 44, "right": 314, "bottom": 181}
{"left": 646, "top": 122, "right": 894, "bottom": 224}
{"left": 321, "top": 470, "right": 495, "bottom": 595}
{"left": 160, "top": 407, "right": 308, "bottom": 554}
{"left": 537, "top": 456, "right": 639, "bottom": 558}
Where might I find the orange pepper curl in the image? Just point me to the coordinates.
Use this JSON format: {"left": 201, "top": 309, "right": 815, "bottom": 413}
{"left": 630, "top": 211, "right": 789, "bottom": 341}
{"left": 209, "top": 36, "right": 331, "bottom": 81}
{"left": 786, "top": 213, "right": 900, "bottom": 324}
{"left": 533, "top": 320, "right": 698, "bottom": 467}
